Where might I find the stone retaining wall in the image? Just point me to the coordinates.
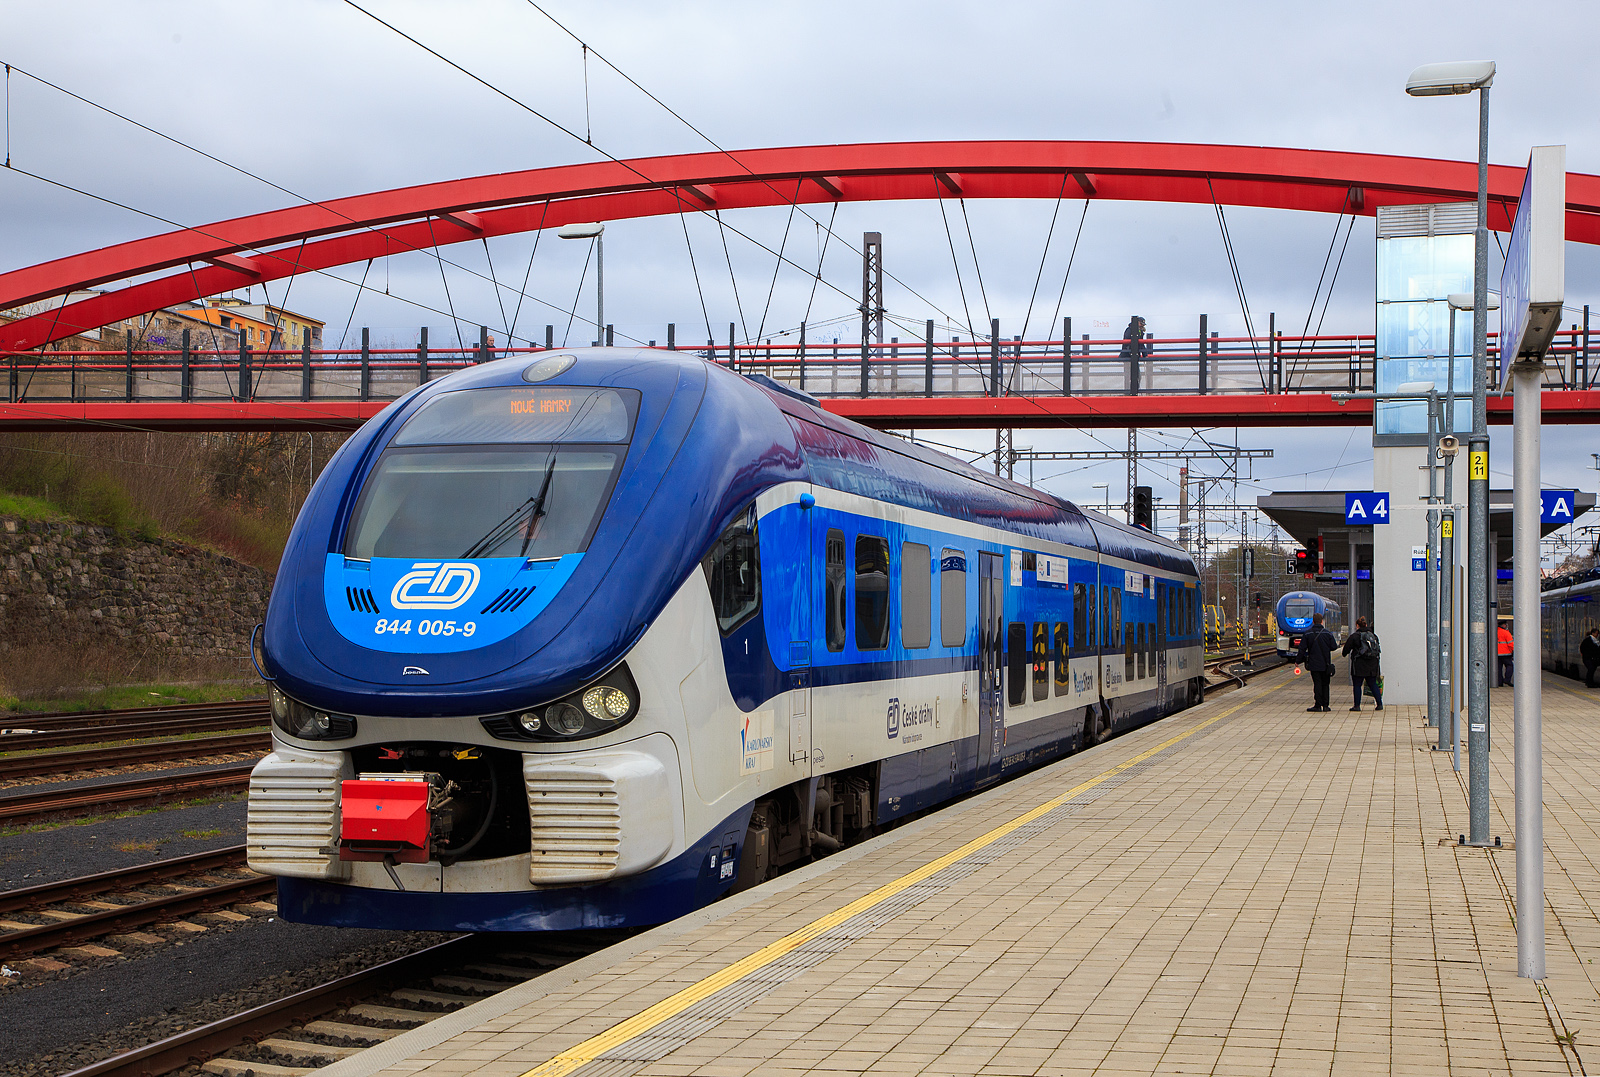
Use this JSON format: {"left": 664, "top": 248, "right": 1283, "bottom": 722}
{"left": 0, "top": 517, "right": 270, "bottom": 659}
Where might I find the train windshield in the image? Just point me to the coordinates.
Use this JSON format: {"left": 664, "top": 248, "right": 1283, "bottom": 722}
{"left": 1284, "top": 601, "right": 1316, "bottom": 621}
{"left": 344, "top": 386, "right": 638, "bottom": 560}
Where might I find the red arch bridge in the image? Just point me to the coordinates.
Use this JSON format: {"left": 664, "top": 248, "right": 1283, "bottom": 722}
{"left": 3, "top": 139, "right": 1599, "bottom": 432}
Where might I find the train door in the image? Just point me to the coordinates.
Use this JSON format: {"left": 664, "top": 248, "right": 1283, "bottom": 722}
{"left": 977, "top": 551, "right": 1004, "bottom": 784}
{"left": 788, "top": 504, "right": 818, "bottom": 768}
{"left": 1156, "top": 581, "right": 1168, "bottom": 696}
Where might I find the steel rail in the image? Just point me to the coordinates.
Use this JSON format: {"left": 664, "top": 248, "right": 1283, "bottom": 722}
{"left": 0, "top": 733, "right": 270, "bottom": 780}
{"left": 57, "top": 935, "right": 480, "bottom": 1077}
{"left": 0, "top": 845, "right": 248, "bottom": 915}
{"left": 0, "top": 874, "right": 274, "bottom": 960}
{"left": 0, "top": 764, "right": 255, "bottom": 825}
{"left": 0, "top": 714, "right": 269, "bottom": 751}
{"left": 4, "top": 700, "right": 267, "bottom": 730}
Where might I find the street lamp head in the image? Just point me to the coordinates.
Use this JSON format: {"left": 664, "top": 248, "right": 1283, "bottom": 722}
{"left": 1397, "top": 380, "right": 1437, "bottom": 394}
{"left": 558, "top": 222, "right": 605, "bottom": 239}
{"left": 1448, "top": 292, "right": 1500, "bottom": 311}
{"left": 1406, "top": 60, "right": 1495, "bottom": 96}
{"left": 1331, "top": 394, "right": 1351, "bottom": 406}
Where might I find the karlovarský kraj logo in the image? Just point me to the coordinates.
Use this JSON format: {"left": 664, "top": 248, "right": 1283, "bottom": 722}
{"left": 390, "top": 562, "right": 481, "bottom": 610}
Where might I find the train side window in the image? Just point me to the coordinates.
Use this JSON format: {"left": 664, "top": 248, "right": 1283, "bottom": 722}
{"left": 1007, "top": 622, "right": 1027, "bottom": 706}
{"left": 703, "top": 503, "right": 761, "bottom": 635}
{"left": 940, "top": 549, "right": 967, "bottom": 647}
{"left": 1072, "top": 584, "right": 1086, "bottom": 654}
{"left": 1148, "top": 619, "right": 1156, "bottom": 670}
{"left": 1137, "top": 623, "right": 1147, "bottom": 679}
{"left": 901, "top": 542, "right": 932, "bottom": 649}
{"left": 1032, "top": 621, "right": 1049, "bottom": 701}
{"left": 1088, "top": 582, "right": 1098, "bottom": 650}
{"left": 1113, "top": 587, "right": 1123, "bottom": 647}
{"left": 1054, "top": 622, "right": 1070, "bottom": 695}
{"left": 824, "top": 529, "right": 846, "bottom": 652}
{"left": 855, "top": 535, "right": 891, "bottom": 650}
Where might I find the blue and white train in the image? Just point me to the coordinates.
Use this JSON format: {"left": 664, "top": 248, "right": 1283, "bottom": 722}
{"left": 1275, "top": 590, "right": 1342, "bottom": 656}
{"left": 248, "top": 348, "right": 1205, "bottom": 932}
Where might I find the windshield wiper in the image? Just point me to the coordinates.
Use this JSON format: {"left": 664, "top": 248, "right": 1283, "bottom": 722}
{"left": 459, "top": 453, "right": 559, "bottom": 559}
{"left": 519, "top": 454, "right": 559, "bottom": 557}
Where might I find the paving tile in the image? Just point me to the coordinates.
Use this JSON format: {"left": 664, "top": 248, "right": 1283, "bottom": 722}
{"left": 355, "top": 674, "right": 1600, "bottom": 1077}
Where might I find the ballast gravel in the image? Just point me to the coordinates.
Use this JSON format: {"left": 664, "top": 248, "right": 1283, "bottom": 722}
{"left": 0, "top": 917, "right": 455, "bottom": 1077}
{"left": 0, "top": 796, "right": 247, "bottom": 888}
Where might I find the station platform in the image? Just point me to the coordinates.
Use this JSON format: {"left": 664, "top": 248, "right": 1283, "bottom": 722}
{"left": 325, "top": 670, "right": 1600, "bottom": 1077}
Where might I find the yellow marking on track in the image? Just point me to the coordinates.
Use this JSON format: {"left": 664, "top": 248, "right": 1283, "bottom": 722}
{"left": 520, "top": 681, "right": 1285, "bottom": 1077}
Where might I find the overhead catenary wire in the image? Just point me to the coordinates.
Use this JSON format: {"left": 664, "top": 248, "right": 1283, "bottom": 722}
{"left": 0, "top": 61, "right": 585, "bottom": 348}
{"left": 513, "top": 0, "right": 959, "bottom": 328}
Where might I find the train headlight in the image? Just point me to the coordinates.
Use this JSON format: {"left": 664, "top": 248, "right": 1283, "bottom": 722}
{"left": 270, "top": 690, "right": 357, "bottom": 741}
{"left": 544, "top": 702, "right": 586, "bottom": 736}
{"left": 479, "top": 663, "right": 641, "bottom": 742}
{"left": 582, "top": 686, "right": 631, "bottom": 721}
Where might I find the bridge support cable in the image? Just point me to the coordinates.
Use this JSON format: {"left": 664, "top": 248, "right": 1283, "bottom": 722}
{"left": 560, "top": 240, "right": 595, "bottom": 348}
{"left": 1044, "top": 201, "right": 1092, "bottom": 383}
{"left": 479, "top": 238, "right": 513, "bottom": 350}
{"left": 1207, "top": 177, "right": 1267, "bottom": 390}
{"left": 757, "top": 180, "right": 804, "bottom": 343}
{"left": 801, "top": 202, "right": 840, "bottom": 328}
{"left": 1286, "top": 187, "right": 1356, "bottom": 389}
{"left": 712, "top": 209, "right": 750, "bottom": 344}
{"left": 670, "top": 188, "right": 714, "bottom": 345}
{"left": 1019, "top": 173, "right": 1071, "bottom": 344}
{"left": 506, "top": 201, "right": 552, "bottom": 347}
{"left": 958, "top": 198, "right": 993, "bottom": 333}
{"left": 424, "top": 219, "right": 468, "bottom": 354}
{"left": 336, "top": 259, "right": 374, "bottom": 357}
{"left": 935, "top": 177, "right": 980, "bottom": 350}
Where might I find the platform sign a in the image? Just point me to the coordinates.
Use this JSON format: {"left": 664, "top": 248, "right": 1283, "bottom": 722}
{"left": 1345, "top": 492, "right": 1390, "bottom": 525}
{"left": 1541, "top": 490, "right": 1577, "bottom": 524}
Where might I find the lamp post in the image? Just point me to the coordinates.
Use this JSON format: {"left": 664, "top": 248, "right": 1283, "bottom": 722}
{"left": 558, "top": 222, "right": 606, "bottom": 344}
{"left": 1407, "top": 59, "right": 1495, "bottom": 846}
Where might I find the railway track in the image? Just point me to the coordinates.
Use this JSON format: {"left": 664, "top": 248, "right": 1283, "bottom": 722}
{"left": 0, "top": 732, "right": 270, "bottom": 781}
{"left": 2, "top": 699, "right": 267, "bottom": 730}
{"left": 0, "top": 712, "right": 269, "bottom": 752}
{"left": 0, "top": 845, "right": 271, "bottom": 960}
{"left": 59, "top": 930, "right": 633, "bottom": 1077}
{"left": 0, "top": 763, "right": 254, "bottom": 825}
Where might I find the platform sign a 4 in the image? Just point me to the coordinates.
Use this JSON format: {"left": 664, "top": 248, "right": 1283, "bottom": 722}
{"left": 1345, "top": 492, "right": 1390, "bottom": 525}
{"left": 1541, "top": 490, "right": 1577, "bottom": 524}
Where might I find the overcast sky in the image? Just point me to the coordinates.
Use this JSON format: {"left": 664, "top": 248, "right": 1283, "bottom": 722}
{"left": 3, "top": 0, "right": 1598, "bottom": 556}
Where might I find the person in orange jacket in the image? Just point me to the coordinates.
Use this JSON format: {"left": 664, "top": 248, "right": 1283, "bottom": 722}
{"left": 1497, "top": 621, "right": 1514, "bottom": 687}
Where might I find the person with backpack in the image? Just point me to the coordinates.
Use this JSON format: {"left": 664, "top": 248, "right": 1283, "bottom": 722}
{"left": 1295, "top": 612, "right": 1337, "bottom": 712}
{"left": 1581, "top": 627, "right": 1600, "bottom": 689}
{"left": 1342, "top": 616, "right": 1383, "bottom": 711}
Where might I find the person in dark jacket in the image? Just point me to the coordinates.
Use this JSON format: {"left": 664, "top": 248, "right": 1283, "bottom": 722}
{"left": 1342, "top": 616, "right": 1383, "bottom": 711}
{"left": 1295, "top": 612, "right": 1337, "bottom": 712}
{"left": 1120, "top": 316, "right": 1151, "bottom": 392}
{"left": 1582, "top": 627, "right": 1600, "bottom": 688}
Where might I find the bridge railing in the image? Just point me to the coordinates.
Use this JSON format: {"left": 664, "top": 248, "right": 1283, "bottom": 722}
{"left": 3, "top": 326, "right": 1595, "bottom": 405}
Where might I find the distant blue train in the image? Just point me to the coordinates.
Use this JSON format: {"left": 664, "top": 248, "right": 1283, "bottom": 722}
{"left": 247, "top": 348, "right": 1207, "bottom": 933}
{"left": 1275, "top": 590, "right": 1342, "bottom": 656}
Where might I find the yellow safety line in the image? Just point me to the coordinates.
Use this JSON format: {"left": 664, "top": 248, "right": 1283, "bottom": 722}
{"left": 521, "top": 679, "right": 1285, "bottom": 1077}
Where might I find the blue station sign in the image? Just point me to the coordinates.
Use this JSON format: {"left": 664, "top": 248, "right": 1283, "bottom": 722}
{"left": 1541, "top": 490, "right": 1577, "bottom": 525}
{"left": 1345, "top": 492, "right": 1390, "bottom": 525}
